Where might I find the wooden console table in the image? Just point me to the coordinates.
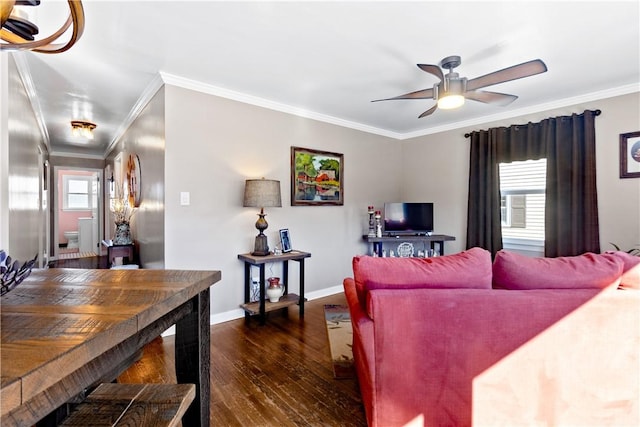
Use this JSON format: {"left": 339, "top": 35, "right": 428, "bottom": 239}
{"left": 363, "top": 234, "right": 456, "bottom": 257}
{"left": 0, "top": 268, "right": 221, "bottom": 427}
{"left": 238, "top": 250, "right": 311, "bottom": 325}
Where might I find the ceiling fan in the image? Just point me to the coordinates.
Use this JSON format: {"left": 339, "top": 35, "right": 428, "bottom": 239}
{"left": 373, "top": 55, "right": 547, "bottom": 118}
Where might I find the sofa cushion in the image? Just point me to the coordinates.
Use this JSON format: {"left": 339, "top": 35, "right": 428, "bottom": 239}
{"left": 606, "top": 251, "right": 640, "bottom": 290}
{"left": 492, "top": 250, "right": 624, "bottom": 290}
{"left": 352, "top": 247, "right": 492, "bottom": 308}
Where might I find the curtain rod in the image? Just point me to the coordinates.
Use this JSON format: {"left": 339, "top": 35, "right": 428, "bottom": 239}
{"left": 463, "top": 109, "right": 602, "bottom": 138}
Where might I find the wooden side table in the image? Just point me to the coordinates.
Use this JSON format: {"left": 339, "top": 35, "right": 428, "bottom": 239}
{"left": 238, "top": 250, "right": 311, "bottom": 325}
{"left": 102, "top": 240, "right": 136, "bottom": 268}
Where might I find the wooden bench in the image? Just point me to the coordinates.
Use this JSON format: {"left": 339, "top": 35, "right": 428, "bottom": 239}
{"left": 60, "top": 383, "right": 195, "bottom": 427}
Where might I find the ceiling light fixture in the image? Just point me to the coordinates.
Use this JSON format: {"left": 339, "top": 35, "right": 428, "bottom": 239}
{"left": 0, "top": 0, "right": 85, "bottom": 54}
{"left": 435, "top": 73, "right": 466, "bottom": 110}
{"left": 437, "top": 94, "right": 465, "bottom": 110}
{"left": 70, "top": 120, "right": 96, "bottom": 140}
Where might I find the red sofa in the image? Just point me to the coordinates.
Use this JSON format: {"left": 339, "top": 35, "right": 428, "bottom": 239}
{"left": 343, "top": 248, "right": 639, "bottom": 427}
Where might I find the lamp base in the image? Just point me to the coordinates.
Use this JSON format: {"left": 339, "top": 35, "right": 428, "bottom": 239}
{"left": 252, "top": 234, "right": 270, "bottom": 256}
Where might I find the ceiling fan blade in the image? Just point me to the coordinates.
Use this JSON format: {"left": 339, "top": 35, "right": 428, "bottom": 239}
{"left": 466, "top": 59, "right": 547, "bottom": 91}
{"left": 465, "top": 90, "right": 518, "bottom": 106}
{"left": 417, "top": 64, "right": 444, "bottom": 81}
{"left": 372, "top": 87, "right": 434, "bottom": 102}
{"left": 418, "top": 104, "right": 438, "bottom": 118}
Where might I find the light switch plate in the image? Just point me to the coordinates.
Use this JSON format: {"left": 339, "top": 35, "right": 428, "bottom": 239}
{"left": 180, "top": 192, "right": 190, "bottom": 206}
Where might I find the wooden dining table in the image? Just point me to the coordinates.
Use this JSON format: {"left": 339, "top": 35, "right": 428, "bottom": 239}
{"left": 0, "top": 268, "right": 221, "bottom": 427}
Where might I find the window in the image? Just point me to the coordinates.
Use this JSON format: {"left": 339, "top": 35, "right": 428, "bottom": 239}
{"left": 63, "top": 175, "right": 95, "bottom": 210}
{"left": 499, "top": 159, "right": 547, "bottom": 255}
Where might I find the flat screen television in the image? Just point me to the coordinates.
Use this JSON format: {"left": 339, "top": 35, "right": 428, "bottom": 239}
{"left": 383, "top": 202, "right": 434, "bottom": 235}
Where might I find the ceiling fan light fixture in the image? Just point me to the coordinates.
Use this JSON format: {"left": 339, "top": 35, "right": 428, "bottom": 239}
{"left": 437, "top": 94, "right": 465, "bottom": 110}
{"left": 71, "top": 120, "right": 96, "bottom": 140}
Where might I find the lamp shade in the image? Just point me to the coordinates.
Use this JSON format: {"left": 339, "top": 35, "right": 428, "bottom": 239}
{"left": 243, "top": 179, "right": 282, "bottom": 208}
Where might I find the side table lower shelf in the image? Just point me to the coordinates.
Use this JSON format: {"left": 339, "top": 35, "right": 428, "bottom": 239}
{"left": 240, "top": 293, "right": 308, "bottom": 316}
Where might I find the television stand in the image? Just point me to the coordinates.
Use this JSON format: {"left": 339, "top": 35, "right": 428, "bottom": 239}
{"left": 363, "top": 234, "right": 455, "bottom": 257}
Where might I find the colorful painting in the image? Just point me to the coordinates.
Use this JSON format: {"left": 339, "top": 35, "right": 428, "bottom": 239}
{"left": 291, "top": 147, "right": 343, "bottom": 205}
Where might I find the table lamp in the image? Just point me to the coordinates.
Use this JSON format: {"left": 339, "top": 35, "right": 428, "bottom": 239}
{"left": 243, "top": 178, "right": 282, "bottom": 256}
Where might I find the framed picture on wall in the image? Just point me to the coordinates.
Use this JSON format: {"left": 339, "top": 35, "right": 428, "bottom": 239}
{"left": 620, "top": 131, "right": 640, "bottom": 178}
{"left": 291, "top": 146, "right": 344, "bottom": 206}
{"left": 279, "top": 229, "right": 292, "bottom": 253}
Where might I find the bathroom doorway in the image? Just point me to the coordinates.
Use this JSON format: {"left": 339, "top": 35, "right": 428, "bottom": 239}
{"left": 52, "top": 167, "right": 103, "bottom": 260}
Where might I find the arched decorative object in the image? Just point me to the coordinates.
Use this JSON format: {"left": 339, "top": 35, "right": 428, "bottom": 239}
{"left": 126, "top": 154, "right": 141, "bottom": 207}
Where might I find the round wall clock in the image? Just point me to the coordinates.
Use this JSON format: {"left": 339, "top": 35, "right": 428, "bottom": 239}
{"left": 126, "top": 154, "right": 141, "bottom": 207}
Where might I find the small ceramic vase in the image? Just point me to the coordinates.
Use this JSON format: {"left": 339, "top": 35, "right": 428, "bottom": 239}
{"left": 266, "top": 277, "right": 284, "bottom": 302}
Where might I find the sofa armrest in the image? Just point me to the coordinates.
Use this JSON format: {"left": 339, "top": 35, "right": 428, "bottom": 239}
{"left": 343, "top": 278, "right": 376, "bottom": 424}
{"left": 343, "top": 278, "right": 374, "bottom": 366}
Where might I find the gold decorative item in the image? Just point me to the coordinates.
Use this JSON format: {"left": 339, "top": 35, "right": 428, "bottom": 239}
{"left": 126, "top": 154, "right": 141, "bottom": 207}
{"left": 1, "top": 0, "right": 85, "bottom": 53}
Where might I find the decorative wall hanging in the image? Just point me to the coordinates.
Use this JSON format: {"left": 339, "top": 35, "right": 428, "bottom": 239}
{"left": 291, "top": 146, "right": 343, "bottom": 206}
{"left": 620, "top": 131, "right": 640, "bottom": 178}
{"left": 126, "top": 154, "right": 141, "bottom": 206}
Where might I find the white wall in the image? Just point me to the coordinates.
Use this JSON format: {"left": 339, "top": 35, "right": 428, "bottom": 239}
{"left": 164, "top": 85, "right": 403, "bottom": 315}
{"left": 113, "top": 87, "right": 166, "bottom": 269}
{"left": 401, "top": 92, "right": 640, "bottom": 254}
{"left": 0, "top": 54, "right": 46, "bottom": 262}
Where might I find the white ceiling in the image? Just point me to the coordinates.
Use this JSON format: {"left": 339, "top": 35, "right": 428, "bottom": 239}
{"left": 9, "top": 1, "right": 640, "bottom": 157}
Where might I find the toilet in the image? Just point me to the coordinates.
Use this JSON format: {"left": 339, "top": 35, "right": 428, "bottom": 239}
{"left": 63, "top": 231, "right": 79, "bottom": 249}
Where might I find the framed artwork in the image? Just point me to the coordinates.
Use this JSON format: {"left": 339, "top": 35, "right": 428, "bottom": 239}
{"left": 291, "top": 146, "right": 343, "bottom": 205}
{"left": 620, "top": 131, "right": 640, "bottom": 178}
{"left": 279, "top": 229, "right": 292, "bottom": 253}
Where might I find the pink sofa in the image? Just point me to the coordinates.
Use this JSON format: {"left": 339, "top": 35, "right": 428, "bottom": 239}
{"left": 343, "top": 248, "right": 639, "bottom": 427}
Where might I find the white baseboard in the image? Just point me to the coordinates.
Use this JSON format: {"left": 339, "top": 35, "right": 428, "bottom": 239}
{"left": 161, "top": 284, "right": 344, "bottom": 337}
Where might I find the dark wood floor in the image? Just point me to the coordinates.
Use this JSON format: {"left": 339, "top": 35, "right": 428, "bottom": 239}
{"left": 117, "top": 293, "right": 367, "bottom": 427}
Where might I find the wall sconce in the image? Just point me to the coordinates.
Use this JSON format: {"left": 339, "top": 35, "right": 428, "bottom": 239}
{"left": 243, "top": 178, "right": 282, "bottom": 256}
{"left": 70, "top": 120, "right": 96, "bottom": 139}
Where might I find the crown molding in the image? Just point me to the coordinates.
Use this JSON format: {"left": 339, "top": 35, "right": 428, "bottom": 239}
{"left": 49, "top": 150, "right": 105, "bottom": 160}
{"left": 159, "top": 71, "right": 405, "bottom": 139}
{"left": 12, "top": 52, "right": 51, "bottom": 152}
{"left": 398, "top": 83, "right": 640, "bottom": 140}
{"left": 103, "top": 74, "right": 165, "bottom": 157}
{"left": 159, "top": 71, "right": 639, "bottom": 141}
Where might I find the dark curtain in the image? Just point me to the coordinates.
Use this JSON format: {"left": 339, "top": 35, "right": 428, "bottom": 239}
{"left": 466, "top": 110, "right": 600, "bottom": 257}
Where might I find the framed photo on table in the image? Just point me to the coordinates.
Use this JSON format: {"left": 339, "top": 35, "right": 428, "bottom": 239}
{"left": 279, "top": 229, "right": 292, "bottom": 253}
{"left": 620, "top": 131, "right": 640, "bottom": 178}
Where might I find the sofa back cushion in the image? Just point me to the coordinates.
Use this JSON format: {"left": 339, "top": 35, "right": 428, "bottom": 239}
{"left": 606, "top": 251, "right": 640, "bottom": 290}
{"left": 352, "top": 247, "right": 492, "bottom": 308}
{"left": 492, "top": 250, "right": 624, "bottom": 290}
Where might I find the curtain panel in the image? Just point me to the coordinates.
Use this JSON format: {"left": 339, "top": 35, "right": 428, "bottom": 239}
{"left": 466, "top": 110, "right": 600, "bottom": 258}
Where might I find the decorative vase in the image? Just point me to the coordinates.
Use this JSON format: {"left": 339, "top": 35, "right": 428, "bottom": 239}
{"left": 113, "top": 222, "right": 132, "bottom": 245}
{"left": 266, "top": 277, "right": 284, "bottom": 302}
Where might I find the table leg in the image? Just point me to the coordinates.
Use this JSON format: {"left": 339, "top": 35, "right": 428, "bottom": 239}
{"left": 259, "top": 265, "right": 266, "bottom": 325}
{"left": 176, "top": 288, "right": 211, "bottom": 427}
{"left": 243, "top": 262, "right": 251, "bottom": 322}
{"left": 282, "top": 260, "right": 289, "bottom": 295}
{"left": 299, "top": 259, "right": 305, "bottom": 317}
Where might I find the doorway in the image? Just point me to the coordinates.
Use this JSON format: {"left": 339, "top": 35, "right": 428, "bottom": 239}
{"left": 52, "top": 166, "right": 103, "bottom": 260}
